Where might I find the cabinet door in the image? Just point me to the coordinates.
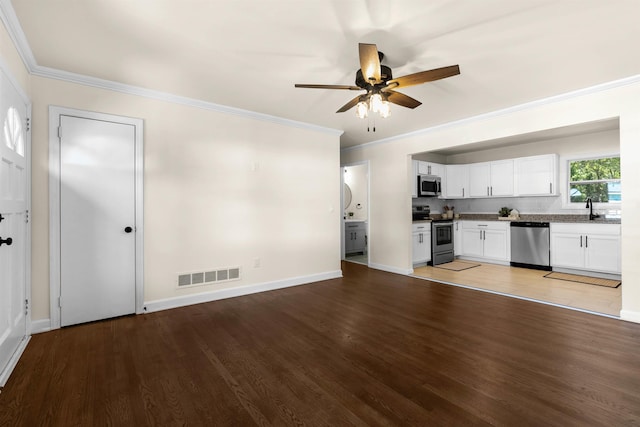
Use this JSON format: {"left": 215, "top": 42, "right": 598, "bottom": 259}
{"left": 445, "top": 164, "right": 469, "bottom": 198}
{"left": 350, "top": 230, "right": 364, "bottom": 253}
{"left": 551, "top": 232, "right": 584, "bottom": 269}
{"left": 483, "top": 229, "right": 508, "bottom": 261}
{"left": 417, "top": 161, "right": 444, "bottom": 176}
{"left": 454, "top": 221, "right": 462, "bottom": 256}
{"left": 412, "top": 232, "right": 430, "bottom": 264}
{"left": 584, "top": 234, "right": 620, "bottom": 273}
{"left": 462, "top": 229, "right": 484, "bottom": 257}
{"left": 417, "top": 161, "right": 430, "bottom": 175}
{"left": 429, "top": 162, "right": 445, "bottom": 177}
{"left": 468, "top": 163, "right": 491, "bottom": 197}
{"left": 516, "top": 155, "right": 556, "bottom": 196}
{"left": 411, "top": 160, "right": 418, "bottom": 198}
{"left": 489, "top": 159, "right": 514, "bottom": 197}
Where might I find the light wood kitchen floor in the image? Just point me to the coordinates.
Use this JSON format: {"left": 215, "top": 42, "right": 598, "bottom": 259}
{"left": 413, "top": 262, "right": 621, "bottom": 317}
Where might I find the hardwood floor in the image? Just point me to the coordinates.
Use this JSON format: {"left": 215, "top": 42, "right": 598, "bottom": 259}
{"left": 2, "top": 262, "right": 640, "bottom": 426}
{"left": 413, "top": 262, "right": 621, "bottom": 316}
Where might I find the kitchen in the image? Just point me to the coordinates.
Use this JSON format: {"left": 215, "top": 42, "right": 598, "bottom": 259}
{"left": 408, "top": 121, "right": 621, "bottom": 317}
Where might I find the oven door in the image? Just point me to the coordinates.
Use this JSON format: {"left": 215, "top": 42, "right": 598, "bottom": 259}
{"left": 432, "top": 222, "right": 454, "bottom": 253}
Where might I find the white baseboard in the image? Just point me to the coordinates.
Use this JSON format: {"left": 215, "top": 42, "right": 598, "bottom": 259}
{"left": 0, "top": 336, "right": 30, "bottom": 387}
{"left": 30, "top": 319, "right": 51, "bottom": 334}
{"left": 620, "top": 310, "right": 640, "bottom": 324}
{"left": 144, "top": 270, "right": 342, "bottom": 313}
{"left": 368, "top": 262, "right": 413, "bottom": 276}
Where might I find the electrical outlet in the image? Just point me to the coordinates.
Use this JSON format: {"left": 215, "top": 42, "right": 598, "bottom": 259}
{"left": 253, "top": 258, "right": 261, "bottom": 268}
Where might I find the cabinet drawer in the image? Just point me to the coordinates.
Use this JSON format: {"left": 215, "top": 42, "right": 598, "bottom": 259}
{"left": 345, "top": 222, "right": 366, "bottom": 231}
{"left": 461, "top": 220, "right": 508, "bottom": 231}
{"left": 412, "top": 223, "right": 431, "bottom": 233}
{"left": 551, "top": 223, "right": 620, "bottom": 235}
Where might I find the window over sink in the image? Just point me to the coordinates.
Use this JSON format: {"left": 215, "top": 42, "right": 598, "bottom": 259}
{"left": 568, "top": 155, "right": 620, "bottom": 205}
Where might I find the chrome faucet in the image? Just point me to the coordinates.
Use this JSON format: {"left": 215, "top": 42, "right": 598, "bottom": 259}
{"left": 585, "top": 198, "right": 599, "bottom": 220}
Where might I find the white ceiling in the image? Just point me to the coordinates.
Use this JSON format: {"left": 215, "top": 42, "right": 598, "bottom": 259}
{"left": 10, "top": 0, "right": 640, "bottom": 148}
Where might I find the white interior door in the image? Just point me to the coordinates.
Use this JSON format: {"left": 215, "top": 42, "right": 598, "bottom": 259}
{"left": 0, "top": 69, "right": 28, "bottom": 385}
{"left": 59, "top": 115, "right": 136, "bottom": 327}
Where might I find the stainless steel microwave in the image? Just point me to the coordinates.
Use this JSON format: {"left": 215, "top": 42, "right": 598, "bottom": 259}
{"left": 417, "top": 175, "right": 441, "bottom": 197}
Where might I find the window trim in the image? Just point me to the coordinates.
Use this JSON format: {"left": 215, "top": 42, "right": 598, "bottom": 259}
{"left": 563, "top": 153, "right": 621, "bottom": 208}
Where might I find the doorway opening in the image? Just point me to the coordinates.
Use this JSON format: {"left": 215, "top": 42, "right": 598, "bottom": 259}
{"left": 342, "top": 162, "right": 369, "bottom": 265}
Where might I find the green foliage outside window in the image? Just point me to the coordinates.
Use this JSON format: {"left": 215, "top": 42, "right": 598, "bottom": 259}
{"left": 569, "top": 157, "right": 620, "bottom": 203}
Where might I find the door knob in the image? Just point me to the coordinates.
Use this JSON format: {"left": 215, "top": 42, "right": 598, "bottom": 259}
{"left": 0, "top": 237, "right": 12, "bottom": 246}
{"left": 124, "top": 227, "right": 133, "bottom": 233}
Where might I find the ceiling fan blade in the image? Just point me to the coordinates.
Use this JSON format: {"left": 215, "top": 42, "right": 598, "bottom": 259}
{"left": 388, "top": 65, "right": 460, "bottom": 88}
{"left": 385, "top": 90, "right": 422, "bottom": 109}
{"left": 336, "top": 95, "right": 364, "bottom": 113}
{"left": 359, "top": 43, "right": 381, "bottom": 84}
{"left": 295, "top": 84, "right": 362, "bottom": 90}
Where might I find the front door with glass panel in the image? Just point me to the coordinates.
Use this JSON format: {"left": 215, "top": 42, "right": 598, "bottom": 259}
{"left": 0, "top": 68, "right": 29, "bottom": 386}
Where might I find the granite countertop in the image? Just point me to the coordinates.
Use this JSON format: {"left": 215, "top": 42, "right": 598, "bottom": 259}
{"left": 447, "top": 214, "right": 621, "bottom": 224}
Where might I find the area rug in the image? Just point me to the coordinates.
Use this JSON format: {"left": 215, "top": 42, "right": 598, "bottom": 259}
{"left": 434, "top": 260, "right": 480, "bottom": 272}
{"left": 544, "top": 272, "right": 621, "bottom": 288}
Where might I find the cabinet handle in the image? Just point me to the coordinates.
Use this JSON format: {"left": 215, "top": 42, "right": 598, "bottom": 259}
{"left": 585, "top": 235, "right": 588, "bottom": 248}
{"left": 462, "top": 188, "right": 464, "bottom": 197}
{"left": 549, "top": 183, "right": 552, "bottom": 194}
{"left": 487, "top": 186, "right": 489, "bottom": 196}
{"left": 580, "top": 235, "right": 582, "bottom": 247}
{"left": 480, "top": 230, "right": 483, "bottom": 240}
{"left": 490, "top": 186, "right": 493, "bottom": 196}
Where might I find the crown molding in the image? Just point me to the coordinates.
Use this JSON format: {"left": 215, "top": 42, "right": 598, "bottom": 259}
{"left": 341, "top": 73, "right": 640, "bottom": 153}
{"left": 0, "top": 0, "right": 342, "bottom": 137}
{"left": 30, "top": 65, "right": 343, "bottom": 136}
{"left": 0, "top": 0, "right": 37, "bottom": 71}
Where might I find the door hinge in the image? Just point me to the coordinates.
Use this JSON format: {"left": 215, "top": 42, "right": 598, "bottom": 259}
{"left": 25, "top": 210, "right": 29, "bottom": 224}
{"left": 58, "top": 296, "right": 62, "bottom": 308}
{"left": 25, "top": 299, "right": 29, "bottom": 315}
{"left": 25, "top": 117, "right": 30, "bottom": 132}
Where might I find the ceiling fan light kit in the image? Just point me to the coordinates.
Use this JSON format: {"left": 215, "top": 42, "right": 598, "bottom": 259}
{"left": 295, "top": 43, "right": 460, "bottom": 126}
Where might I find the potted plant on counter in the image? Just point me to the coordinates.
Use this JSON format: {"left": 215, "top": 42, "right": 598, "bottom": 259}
{"left": 499, "top": 207, "right": 510, "bottom": 218}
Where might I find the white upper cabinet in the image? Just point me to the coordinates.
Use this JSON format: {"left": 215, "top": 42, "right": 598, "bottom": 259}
{"left": 468, "top": 163, "right": 491, "bottom": 197}
{"left": 468, "top": 160, "right": 514, "bottom": 197}
{"left": 444, "top": 164, "right": 469, "bottom": 198}
{"left": 515, "top": 154, "right": 557, "bottom": 196}
{"left": 413, "top": 154, "right": 557, "bottom": 199}
{"left": 411, "top": 160, "right": 418, "bottom": 198}
{"left": 417, "top": 161, "right": 444, "bottom": 177}
{"left": 490, "top": 159, "right": 515, "bottom": 197}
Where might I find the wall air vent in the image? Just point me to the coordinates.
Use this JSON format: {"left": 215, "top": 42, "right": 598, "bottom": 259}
{"left": 177, "top": 266, "right": 241, "bottom": 288}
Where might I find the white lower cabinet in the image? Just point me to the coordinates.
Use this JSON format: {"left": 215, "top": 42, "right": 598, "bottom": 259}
{"left": 412, "top": 223, "right": 431, "bottom": 265}
{"left": 550, "top": 223, "right": 621, "bottom": 274}
{"left": 345, "top": 221, "right": 366, "bottom": 255}
{"left": 454, "top": 220, "right": 462, "bottom": 256}
{"left": 461, "top": 221, "right": 509, "bottom": 262}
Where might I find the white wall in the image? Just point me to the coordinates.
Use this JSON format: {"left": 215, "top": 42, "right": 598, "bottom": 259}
{"left": 29, "top": 76, "right": 341, "bottom": 320}
{"left": 341, "top": 78, "right": 640, "bottom": 322}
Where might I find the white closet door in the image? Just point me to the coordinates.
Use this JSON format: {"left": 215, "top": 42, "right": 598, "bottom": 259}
{"left": 59, "top": 115, "right": 136, "bottom": 327}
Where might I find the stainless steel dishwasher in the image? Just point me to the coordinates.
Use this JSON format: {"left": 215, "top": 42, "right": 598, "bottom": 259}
{"left": 510, "top": 222, "right": 551, "bottom": 270}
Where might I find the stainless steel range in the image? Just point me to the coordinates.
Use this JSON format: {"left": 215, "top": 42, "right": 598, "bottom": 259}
{"left": 431, "top": 220, "right": 454, "bottom": 265}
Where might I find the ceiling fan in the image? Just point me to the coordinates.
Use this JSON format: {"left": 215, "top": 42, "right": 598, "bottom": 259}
{"left": 295, "top": 43, "right": 460, "bottom": 120}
